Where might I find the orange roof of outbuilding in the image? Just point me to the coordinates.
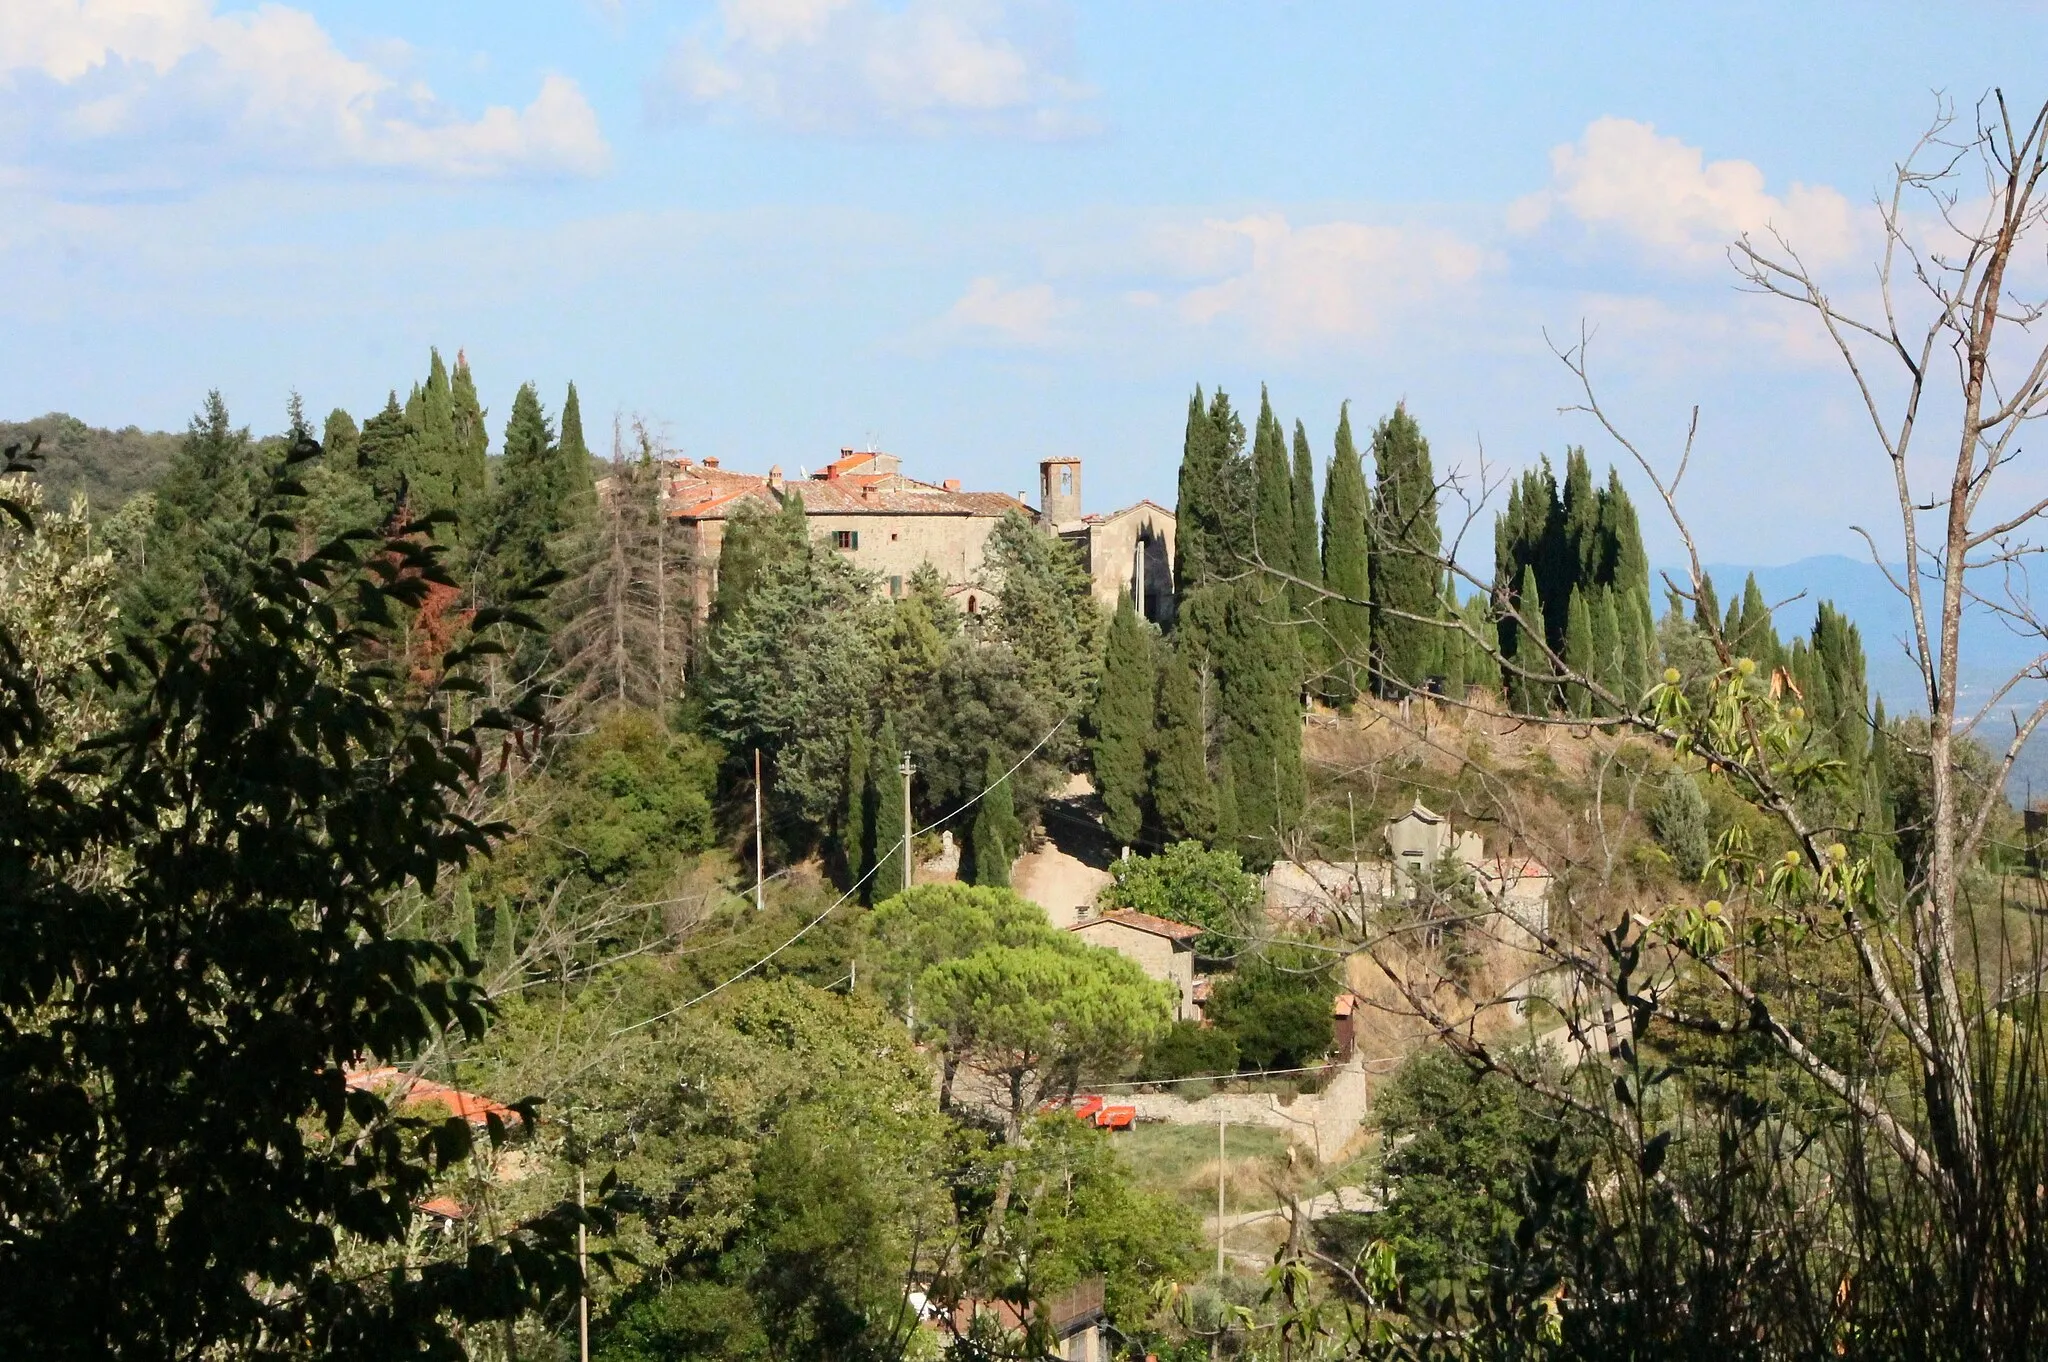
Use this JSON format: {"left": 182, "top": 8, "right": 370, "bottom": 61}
{"left": 1071, "top": 909, "right": 1204, "bottom": 944}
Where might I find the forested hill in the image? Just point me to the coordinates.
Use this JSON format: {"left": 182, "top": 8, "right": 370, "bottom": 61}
{"left": 0, "top": 412, "right": 180, "bottom": 514}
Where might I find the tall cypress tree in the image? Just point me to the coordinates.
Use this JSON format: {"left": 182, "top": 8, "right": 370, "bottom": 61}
{"left": 870, "top": 716, "right": 907, "bottom": 902}
{"left": 1603, "top": 468, "right": 1652, "bottom": 636}
{"left": 559, "top": 381, "right": 598, "bottom": 523}
{"left": 1290, "top": 419, "right": 1323, "bottom": 687}
{"left": 1219, "top": 590, "right": 1304, "bottom": 869}
{"left": 1151, "top": 643, "right": 1216, "bottom": 845}
{"left": 449, "top": 351, "right": 489, "bottom": 540}
{"left": 1695, "top": 573, "right": 1723, "bottom": 638}
{"left": 1092, "top": 593, "right": 1156, "bottom": 848}
{"left": 1321, "top": 403, "right": 1371, "bottom": 707}
{"left": 1511, "top": 563, "right": 1548, "bottom": 714}
{"left": 1561, "top": 448, "right": 1602, "bottom": 592}
{"left": 968, "top": 750, "right": 1023, "bottom": 888}
{"left": 1620, "top": 586, "right": 1653, "bottom": 711}
{"left": 840, "top": 726, "right": 871, "bottom": 891}
{"left": 1175, "top": 389, "right": 1222, "bottom": 598}
{"left": 1250, "top": 391, "right": 1304, "bottom": 688}
{"left": 1252, "top": 390, "right": 1297, "bottom": 580}
{"left": 1734, "top": 574, "right": 1780, "bottom": 671}
{"left": 1369, "top": 404, "right": 1443, "bottom": 693}
{"left": 1564, "top": 587, "right": 1595, "bottom": 718}
{"left": 1214, "top": 757, "right": 1240, "bottom": 861}
{"left": 415, "top": 349, "right": 459, "bottom": 526}
{"left": 1591, "top": 588, "right": 1621, "bottom": 715}
{"left": 1811, "top": 602, "right": 1869, "bottom": 774}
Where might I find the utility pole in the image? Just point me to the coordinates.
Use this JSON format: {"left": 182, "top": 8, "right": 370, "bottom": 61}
{"left": 898, "top": 750, "right": 916, "bottom": 895}
{"left": 754, "top": 747, "right": 765, "bottom": 912}
{"left": 577, "top": 1170, "right": 590, "bottom": 1362}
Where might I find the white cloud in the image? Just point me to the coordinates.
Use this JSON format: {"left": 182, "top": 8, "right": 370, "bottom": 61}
{"left": 1511, "top": 117, "right": 1855, "bottom": 266}
{"left": 0, "top": 0, "right": 609, "bottom": 180}
{"left": 943, "top": 275, "right": 1068, "bottom": 344}
{"left": 1169, "top": 214, "right": 1493, "bottom": 347}
{"left": 653, "top": 0, "right": 1093, "bottom": 137}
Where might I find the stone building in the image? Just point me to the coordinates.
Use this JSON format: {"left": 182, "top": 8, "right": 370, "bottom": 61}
{"left": 665, "top": 448, "right": 1176, "bottom": 621}
{"left": 1038, "top": 457, "right": 1176, "bottom": 625}
{"left": 1067, "top": 909, "right": 1201, "bottom": 1021}
{"left": 1383, "top": 799, "right": 1484, "bottom": 894}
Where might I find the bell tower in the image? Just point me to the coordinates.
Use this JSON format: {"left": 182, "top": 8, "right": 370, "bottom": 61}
{"left": 1039, "top": 457, "right": 1082, "bottom": 527}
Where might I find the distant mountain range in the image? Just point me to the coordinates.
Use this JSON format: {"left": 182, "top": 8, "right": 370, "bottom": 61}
{"left": 1677, "top": 555, "right": 2048, "bottom": 802}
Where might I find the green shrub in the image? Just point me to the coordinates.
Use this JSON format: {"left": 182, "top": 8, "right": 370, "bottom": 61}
{"left": 1142, "top": 1019, "right": 1239, "bottom": 1080}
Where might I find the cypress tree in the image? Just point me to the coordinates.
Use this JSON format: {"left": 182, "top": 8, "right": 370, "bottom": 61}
{"left": 968, "top": 749, "right": 1023, "bottom": 888}
{"left": 1250, "top": 391, "right": 1304, "bottom": 687}
{"left": 1811, "top": 602, "right": 1869, "bottom": 772}
{"left": 1152, "top": 643, "right": 1217, "bottom": 845}
{"left": 1591, "top": 588, "right": 1621, "bottom": 715}
{"left": 870, "top": 716, "right": 907, "bottom": 902}
{"left": 415, "top": 349, "right": 459, "bottom": 526}
{"left": 452, "top": 878, "right": 477, "bottom": 960}
{"left": 1369, "top": 404, "right": 1443, "bottom": 694}
{"left": 1510, "top": 563, "right": 1548, "bottom": 715}
{"left": 1290, "top": 420, "right": 1323, "bottom": 673}
{"left": 1214, "top": 757, "right": 1240, "bottom": 859}
{"left": 1219, "top": 590, "right": 1304, "bottom": 869}
{"left": 1564, "top": 586, "right": 1595, "bottom": 718}
{"left": 1175, "top": 389, "right": 1222, "bottom": 597}
{"left": 1604, "top": 468, "right": 1652, "bottom": 634}
{"left": 449, "top": 350, "right": 489, "bottom": 539}
{"left": 1735, "top": 574, "right": 1780, "bottom": 671}
{"left": 1092, "top": 593, "right": 1156, "bottom": 848}
{"left": 1320, "top": 403, "right": 1371, "bottom": 706}
{"left": 1695, "top": 573, "right": 1723, "bottom": 637}
{"left": 841, "top": 726, "right": 872, "bottom": 891}
{"left": 322, "top": 408, "right": 359, "bottom": 467}
{"left": 1440, "top": 572, "right": 1468, "bottom": 699}
{"left": 1561, "top": 447, "right": 1601, "bottom": 590}
{"left": 559, "top": 381, "right": 598, "bottom": 522}
{"left": 1620, "top": 585, "right": 1653, "bottom": 711}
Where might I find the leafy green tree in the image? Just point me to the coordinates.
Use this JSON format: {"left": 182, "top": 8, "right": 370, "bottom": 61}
{"left": 0, "top": 473, "right": 117, "bottom": 782}
{"left": 123, "top": 391, "right": 266, "bottom": 633}
{"left": 1362, "top": 1048, "right": 1557, "bottom": 1297}
{"left": 1150, "top": 641, "right": 1216, "bottom": 846}
{"left": 870, "top": 715, "right": 908, "bottom": 902}
{"left": 0, "top": 450, "right": 589, "bottom": 1357}
{"left": 321, "top": 407, "right": 359, "bottom": 467}
{"left": 352, "top": 390, "right": 418, "bottom": 513}
{"left": 1320, "top": 402, "right": 1371, "bottom": 706}
{"left": 1099, "top": 840, "right": 1258, "bottom": 956}
{"left": 413, "top": 347, "right": 460, "bottom": 526}
{"left": 701, "top": 496, "right": 889, "bottom": 823}
{"left": 1732, "top": 572, "right": 1781, "bottom": 671}
{"left": 1648, "top": 768, "right": 1711, "bottom": 880}
{"left": 1205, "top": 948, "right": 1334, "bottom": 1070}
{"left": 1591, "top": 585, "right": 1621, "bottom": 715}
{"left": 899, "top": 633, "right": 1058, "bottom": 834}
{"left": 475, "top": 382, "right": 560, "bottom": 604}
{"left": 863, "top": 883, "right": 1051, "bottom": 1012}
{"left": 918, "top": 940, "right": 1173, "bottom": 1138}
{"left": 1142, "top": 1021, "right": 1239, "bottom": 1080}
{"left": 966, "top": 748, "right": 1023, "bottom": 888}
{"left": 1091, "top": 592, "right": 1155, "bottom": 847}
{"left": 980, "top": 508, "right": 1103, "bottom": 728}
{"left": 1368, "top": 403, "right": 1443, "bottom": 693}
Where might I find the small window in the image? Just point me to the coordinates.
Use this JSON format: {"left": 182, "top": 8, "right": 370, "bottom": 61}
{"left": 833, "top": 530, "right": 859, "bottom": 550}
{"left": 1059, "top": 468, "right": 1073, "bottom": 494}
{"left": 890, "top": 531, "right": 899, "bottom": 541}
{"left": 888, "top": 575, "right": 903, "bottom": 597}
{"left": 966, "top": 595, "right": 979, "bottom": 614}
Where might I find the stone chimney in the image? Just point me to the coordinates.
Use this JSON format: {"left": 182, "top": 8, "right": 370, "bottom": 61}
{"left": 703, "top": 455, "right": 721, "bottom": 469}
{"left": 942, "top": 478, "right": 961, "bottom": 492}
{"left": 1039, "top": 457, "right": 1082, "bottom": 527}
{"left": 767, "top": 464, "right": 784, "bottom": 492}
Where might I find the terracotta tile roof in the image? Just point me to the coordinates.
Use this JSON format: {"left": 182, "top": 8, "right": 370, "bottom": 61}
{"left": 1078, "top": 498, "right": 1176, "bottom": 525}
{"left": 1332, "top": 991, "right": 1360, "bottom": 1019}
{"left": 346, "top": 1066, "right": 523, "bottom": 1128}
{"left": 1070, "top": 909, "right": 1203, "bottom": 943}
{"left": 419, "top": 1196, "right": 468, "bottom": 1222}
{"left": 663, "top": 461, "right": 1027, "bottom": 520}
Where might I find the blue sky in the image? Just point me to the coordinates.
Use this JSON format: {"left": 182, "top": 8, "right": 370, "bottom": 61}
{"left": 3, "top": 1, "right": 2044, "bottom": 564}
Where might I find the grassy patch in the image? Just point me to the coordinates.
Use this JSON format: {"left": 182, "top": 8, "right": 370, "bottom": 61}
{"left": 1115, "top": 1122, "right": 1294, "bottom": 1215}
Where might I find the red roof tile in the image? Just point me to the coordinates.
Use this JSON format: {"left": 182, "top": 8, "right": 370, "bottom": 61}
{"left": 1071, "top": 909, "right": 1204, "bottom": 943}
{"left": 346, "top": 1066, "right": 522, "bottom": 1128}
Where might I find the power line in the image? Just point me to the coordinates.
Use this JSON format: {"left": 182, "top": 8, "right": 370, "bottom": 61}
{"left": 608, "top": 715, "right": 1070, "bottom": 1036}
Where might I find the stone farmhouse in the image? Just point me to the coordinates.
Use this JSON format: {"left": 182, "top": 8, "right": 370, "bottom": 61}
{"left": 1067, "top": 909, "right": 1202, "bottom": 1021}
{"left": 664, "top": 448, "right": 1175, "bottom": 622}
